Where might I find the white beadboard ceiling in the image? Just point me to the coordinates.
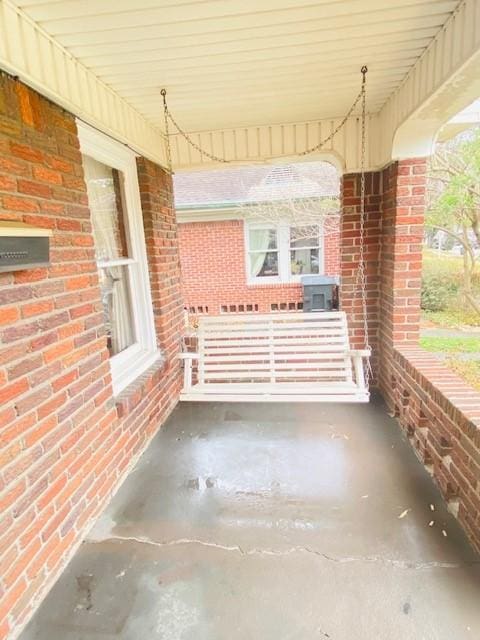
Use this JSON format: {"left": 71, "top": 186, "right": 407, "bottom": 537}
{"left": 10, "top": 0, "right": 462, "bottom": 133}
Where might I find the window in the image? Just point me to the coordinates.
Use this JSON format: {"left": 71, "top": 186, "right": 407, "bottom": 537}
{"left": 247, "top": 226, "right": 279, "bottom": 278}
{"left": 290, "top": 225, "right": 321, "bottom": 276}
{"left": 246, "top": 223, "right": 323, "bottom": 283}
{"left": 78, "top": 122, "right": 158, "bottom": 395}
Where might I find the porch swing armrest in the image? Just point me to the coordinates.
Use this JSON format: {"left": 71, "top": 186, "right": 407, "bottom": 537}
{"left": 178, "top": 352, "right": 200, "bottom": 391}
{"left": 346, "top": 349, "right": 371, "bottom": 358}
{"left": 177, "top": 352, "right": 200, "bottom": 360}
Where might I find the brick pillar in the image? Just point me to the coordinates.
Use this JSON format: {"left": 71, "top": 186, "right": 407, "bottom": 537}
{"left": 136, "top": 159, "right": 184, "bottom": 362}
{"left": 379, "top": 159, "right": 426, "bottom": 405}
{"left": 340, "top": 171, "right": 382, "bottom": 381}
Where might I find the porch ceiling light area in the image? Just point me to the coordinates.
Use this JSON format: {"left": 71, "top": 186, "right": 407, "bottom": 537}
{"left": 7, "top": 0, "right": 461, "bottom": 132}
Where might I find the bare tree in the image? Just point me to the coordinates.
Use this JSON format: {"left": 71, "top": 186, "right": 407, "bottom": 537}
{"left": 238, "top": 196, "right": 340, "bottom": 240}
{"left": 427, "top": 128, "right": 480, "bottom": 316}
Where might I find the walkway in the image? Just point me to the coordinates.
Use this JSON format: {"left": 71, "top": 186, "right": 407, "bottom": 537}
{"left": 20, "top": 397, "right": 480, "bottom": 639}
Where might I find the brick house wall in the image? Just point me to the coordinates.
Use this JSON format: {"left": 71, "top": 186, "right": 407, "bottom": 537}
{"left": 0, "top": 73, "right": 183, "bottom": 639}
{"left": 177, "top": 218, "right": 340, "bottom": 314}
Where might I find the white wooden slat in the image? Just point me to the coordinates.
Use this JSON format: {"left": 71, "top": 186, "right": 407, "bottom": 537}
{"left": 202, "top": 336, "right": 348, "bottom": 346}
{"left": 189, "top": 382, "right": 359, "bottom": 391}
{"left": 203, "top": 362, "right": 349, "bottom": 371}
{"left": 201, "top": 341, "right": 349, "bottom": 352}
{"left": 203, "top": 371, "right": 349, "bottom": 380}
{"left": 184, "top": 382, "right": 364, "bottom": 393}
{"left": 200, "top": 311, "right": 346, "bottom": 323}
{"left": 203, "top": 348, "right": 349, "bottom": 360}
{"left": 202, "top": 329, "right": 347, "bottom": 340}
{"left": 181, "top": 393, "right": 369, "bottom": 403}
{"left": 202, "top": 317, "right": 347, "bottom": 328}
{"left": 201, "top": 315, "right": 347, "bottom": 325}
{"left": 202, "top": 325, "right": 347, "bottom": 336}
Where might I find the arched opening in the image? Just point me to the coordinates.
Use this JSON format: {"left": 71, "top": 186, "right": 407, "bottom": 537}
{"left": 419, "top": 99, "right": 480, "bottom": 392}
{"left": 173, "top": 160, "right": 341, "bottom": 317}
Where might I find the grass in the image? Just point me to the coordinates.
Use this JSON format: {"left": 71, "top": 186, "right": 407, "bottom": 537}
{"left": 445, "top": 358, "right": 480, "bottom": 392}
{"left": 420, "top": 250, "right": 480, "bottom": 390}
{"left": 419, "top": 336, "right": 480, "bottom": 353}
{"left": 422, "top": 309, "right": 480, "bottom": 328}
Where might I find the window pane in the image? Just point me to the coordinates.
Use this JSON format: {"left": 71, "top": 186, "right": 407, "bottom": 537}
{"left": 250, "top": 251, "right": 279, "bottom": 278}
{"left": 290, "top": 225, "right": 320, "bottom": 248}
{"left": 249, "top": 228, "right": 277, "bottom": 251}
{"left": 98, "top": 265, "right": 135, "bottom": 356}
{"left": 291, "top": 248, "right": 320, "bottom": 275}
{"left": 83, "top": 155, "right": 129, "bottom": 261}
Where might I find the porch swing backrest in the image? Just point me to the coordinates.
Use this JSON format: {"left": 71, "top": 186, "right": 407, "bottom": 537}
{"left": 179, "top": 311, "right": 370, "bottom": 403}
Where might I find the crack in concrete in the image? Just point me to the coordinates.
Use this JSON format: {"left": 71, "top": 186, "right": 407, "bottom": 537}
{"left": 87, "top": 534, "right": 476, "bottom": 570}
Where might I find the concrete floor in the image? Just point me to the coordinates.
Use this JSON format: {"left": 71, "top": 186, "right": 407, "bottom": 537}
{"left": 20, "top": 396, "right": 480, "bottom": 640}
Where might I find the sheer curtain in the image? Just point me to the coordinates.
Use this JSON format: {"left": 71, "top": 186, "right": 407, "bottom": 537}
{"left": 106, "top": 266, "right": 134, "bottom": 354}
{"left": 83, "top": 155, "right": 134, "bottom": 356}
{"left": 249, "top": 228, "right": 273, "bottom": 277}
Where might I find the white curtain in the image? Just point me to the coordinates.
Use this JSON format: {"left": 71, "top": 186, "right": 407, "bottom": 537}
{"left": 107, "top": 267, "right": 134, "bottom": 355}
{"left": 250, "top": 228, "right": 273, "bottom": 277}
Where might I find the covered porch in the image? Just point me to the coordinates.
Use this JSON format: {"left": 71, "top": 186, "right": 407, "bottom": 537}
{"left": 18, "top": 398, "right": 480, "bottom": 639}
{"left": 1, "top": 1, "right": 480, "bottom": 639}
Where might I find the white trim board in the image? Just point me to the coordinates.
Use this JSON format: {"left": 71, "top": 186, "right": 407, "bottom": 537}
{"left": 77, "top": 121, "right": 160, "bottom": 396}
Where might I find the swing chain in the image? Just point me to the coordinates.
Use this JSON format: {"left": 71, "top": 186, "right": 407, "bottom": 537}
{"left": 161, "top": 89, "right": 173, "bottom": 173}
{"left": 161, "top": 89, "right": 229, "bottom": 165}
{"left": 160, "top": 67, "right": 366, "bottom": 165}
{"left": 296, "top": 86, "right": 363, "bottom": 156}
{"left": 354, "top": 65, "right": 372, "bottom": 386}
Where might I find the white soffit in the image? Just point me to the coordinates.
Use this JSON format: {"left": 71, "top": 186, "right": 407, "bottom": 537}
{"left": 9, "top": 0, "right": 460, "bottom": 133}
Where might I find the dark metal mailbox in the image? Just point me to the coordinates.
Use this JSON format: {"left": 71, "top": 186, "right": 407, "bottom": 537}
{"left": 301, "top": 275, "right": 340, "bottom": 312}
{"left": 0, "top": 221, "right": 52, "bottom": 273}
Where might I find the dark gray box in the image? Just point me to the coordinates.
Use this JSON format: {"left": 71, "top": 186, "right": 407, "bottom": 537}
{"left": 0, "top": 221, "right": 52, "bottom": 273}
{"left": 301, "top": 275, "right": 340, "bottom": 312}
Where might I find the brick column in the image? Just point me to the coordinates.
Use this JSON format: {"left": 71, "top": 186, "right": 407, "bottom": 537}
{"left": 379, "top": 159, "right": 426, "bottom": 404}
{"left": 136, "top": 159, "right": 184, "bottom": 362}
{"left": 340, "top": 171, "right": 382, "bottom": 380}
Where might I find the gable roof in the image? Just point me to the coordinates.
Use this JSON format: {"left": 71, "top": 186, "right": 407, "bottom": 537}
{"left": 174, "top": 162, "right": 339, "bottom": 210}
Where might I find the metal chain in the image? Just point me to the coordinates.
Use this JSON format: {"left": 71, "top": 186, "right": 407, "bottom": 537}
{"left": 353, "top": 66, "right": 372, "bottom": 387}
{"left": 162, "top": 93, "right": 229, "bottom": 164}
{"left": 160, "top": 70, "right": 365, "bottom": 164}
{"left": 296, "top": 86, "right": 363, "bottom": 156}
{"left": 160, "top": 89, "right": 173, "bottom": 172}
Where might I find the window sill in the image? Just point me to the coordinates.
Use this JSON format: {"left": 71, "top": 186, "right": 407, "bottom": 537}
{"left": 115, "top": 354, "right": 166, "bottom": 418}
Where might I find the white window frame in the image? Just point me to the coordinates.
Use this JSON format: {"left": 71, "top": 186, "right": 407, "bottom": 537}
{"left": 78, "top": 121, "right": 159, "bottom": 396}
{"left": 245, "top": 221, "right": 324, "bottom": 285}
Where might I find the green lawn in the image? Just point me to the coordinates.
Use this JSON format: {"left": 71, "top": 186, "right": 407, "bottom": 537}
{"left": 420, "top": 250, "right": 480, "bottom": 391}
{"left": 422, "top": 309, "right": 480, "bottom": 328}
{"left": 419, "top": 336, "right": 480, "bottom": 392}
{"left": 445, "top": 358, "right": 480, "bottom": 392}
{"left": 419, "top": 336, "right": 480, "bottom": 353}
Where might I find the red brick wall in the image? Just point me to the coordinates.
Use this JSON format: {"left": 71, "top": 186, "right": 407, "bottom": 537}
{"left": 341, "top": 161, "right": 480, "bottom": 552}
{"left": 339, "top": 161, "right": 425, "bottom": 385}
{"left": 390, "top": 347, "right": 480, "bottom": 553}
{"left": 378, "top": 159, "right": 426, "bottom": 399}
{"left": 178, "top": 218, "right": 340, "bottom": 314}
{"left": 0, "top": 74, "right": 183, "bottom": 639}
{"left": 339, "top": 171, "right": 382, "bottom": 377}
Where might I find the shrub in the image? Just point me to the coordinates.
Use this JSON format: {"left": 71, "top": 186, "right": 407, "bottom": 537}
{"left": 421, "top": 273, "right": 459, "bottom": 311}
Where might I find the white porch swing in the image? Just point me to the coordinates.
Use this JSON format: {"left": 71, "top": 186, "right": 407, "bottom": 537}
{"left": 164, "top": 69, "right": 372, "bottom": 403}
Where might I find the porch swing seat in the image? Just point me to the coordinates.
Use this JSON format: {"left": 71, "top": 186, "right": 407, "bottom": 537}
{"left": 179, "top": 312, "right": 371, "bottom": 403}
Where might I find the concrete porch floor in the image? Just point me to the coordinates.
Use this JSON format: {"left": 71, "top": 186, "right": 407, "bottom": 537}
{"left": 20, "top": 396, "right": 480, "bottom": 640}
